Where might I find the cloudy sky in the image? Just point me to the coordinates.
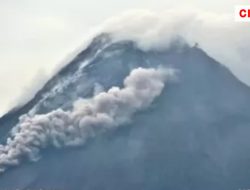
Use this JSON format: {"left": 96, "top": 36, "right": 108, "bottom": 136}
{"left": 0, "top": 0, "right": 249, "bottom": 116}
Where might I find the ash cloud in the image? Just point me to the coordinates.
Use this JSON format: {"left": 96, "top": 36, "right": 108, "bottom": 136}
{"left": 0, "top": 67, "right": 174, "bottom": 173}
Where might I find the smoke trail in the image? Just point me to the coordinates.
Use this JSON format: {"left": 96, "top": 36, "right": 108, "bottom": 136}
{"left": 0, "top": 67, "right": 174, "bottom": 173}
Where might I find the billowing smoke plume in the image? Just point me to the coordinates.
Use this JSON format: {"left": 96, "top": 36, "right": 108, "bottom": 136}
{"left": 0, "top": 67, "right": 174, "bottom": 173}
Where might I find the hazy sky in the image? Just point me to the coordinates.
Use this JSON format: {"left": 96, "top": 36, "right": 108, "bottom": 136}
{"left": 0, "top": 0, "right": 248, "bottom": 116}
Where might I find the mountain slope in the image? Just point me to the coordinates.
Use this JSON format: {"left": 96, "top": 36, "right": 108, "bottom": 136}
{"left": 0, "top": 34, "right": 250, "bottom": 190}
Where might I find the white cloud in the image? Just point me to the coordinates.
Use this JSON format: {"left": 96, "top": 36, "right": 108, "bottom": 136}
{"left": 96, "top": 9, "right": 250, "bottom": 85}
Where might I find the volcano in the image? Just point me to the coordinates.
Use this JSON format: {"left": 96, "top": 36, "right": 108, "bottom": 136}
{"left": 0, "top": 34, "right": 250, "bottom": 190}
